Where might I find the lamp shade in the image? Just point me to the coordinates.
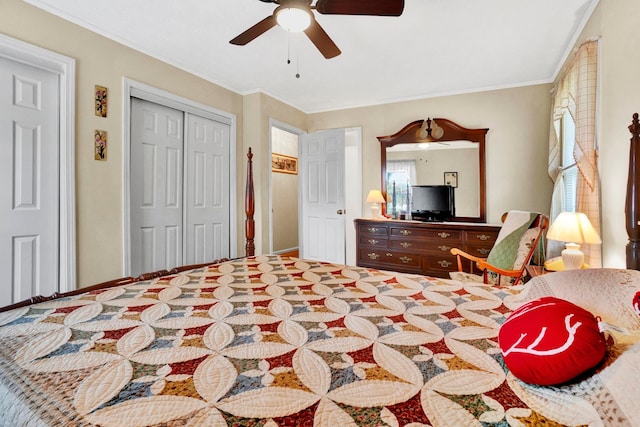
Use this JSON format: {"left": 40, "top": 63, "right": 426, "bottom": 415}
{"left": 547, "top": 212, "right": 601, "bottom": 270}
{"left": 547, "top": 212, "right": 601, "bottom": 244}
{"left": 366, "top": 189, "right": 386, "bottom": 219}
{"left": 366, "top": 190, "right": 386, "bottom": 204}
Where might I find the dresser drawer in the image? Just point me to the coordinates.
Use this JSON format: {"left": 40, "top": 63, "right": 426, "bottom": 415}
{"left": 389, "top": 227, "right": 461, "bottom": 241}
{"left": 464, "top": 230, "right": 499, "bottom": 244}
{"left": 423, "top": 253, "right": 457, "bottom": 272}
{"left": 389, "top": 239, "right": 457, "bottom": 255}
{"left": 389, "top": 240, "right": 418, "bottom": 251}
{"left": 464, "top": 245, "right": 492, "bottom": 258}
{"left": 359, "top": 235, "right": 388, "bottom": 248}
{"left": 358, "top": 224, "right": 388, "bottom": 236}
{"left": 357, "top": 249, "right": 422, "bottom": 272}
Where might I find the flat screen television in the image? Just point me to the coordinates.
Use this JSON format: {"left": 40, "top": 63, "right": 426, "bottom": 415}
{"left": 410, "top": 185, "right": 455, "bottom": 222}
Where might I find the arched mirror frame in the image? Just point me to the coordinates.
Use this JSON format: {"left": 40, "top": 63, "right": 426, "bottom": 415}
{"left": 378, "top": 118, "right": 489, "bottom": 223}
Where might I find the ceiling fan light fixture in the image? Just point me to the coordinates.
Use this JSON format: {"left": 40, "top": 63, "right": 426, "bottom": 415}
{"left": 276, "top": 7, "right": 311, "bottom": 32}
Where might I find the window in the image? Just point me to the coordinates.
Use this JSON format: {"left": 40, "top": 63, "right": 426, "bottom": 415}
{"left": 386, "top": 160, "right": 416, "bottom": 217}
{"left": 559, "top": 111, "right": 578, "bottom": 213}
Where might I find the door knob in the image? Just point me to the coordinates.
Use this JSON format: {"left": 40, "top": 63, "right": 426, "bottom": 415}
{"left": 337, "top": 209, "right": 345, "bottom": 215}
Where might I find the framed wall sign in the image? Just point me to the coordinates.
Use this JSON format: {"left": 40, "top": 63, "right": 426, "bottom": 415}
{"left": 444, "top": 171, "right": 458, "bottom": 188}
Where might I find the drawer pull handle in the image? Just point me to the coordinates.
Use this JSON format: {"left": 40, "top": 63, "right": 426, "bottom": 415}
{"left": 477, "top": 248, "right": 490, "bottom": 255}
{"left": 400, "top": 230, "right": 412, "bottom": 236}
{"left": 477, "top": 234, "right": 491, "bottom": 241}
{"left": 438, "top": 245, "right": 451, "bottom": 252}
{"left": 437, "top": 260, "right": 452, "bottom": 268}
{"left": 399, "top": 256, "right": 412, "bottom": 264}
{"left": 437, "top": 232, "right": 451, "bottom": 238}
{"left": 367, "top": 253, "right": 380, "bottom": 260}
{"left": 386, "top": 253, "right": 393, "bottom": 257}
{"left": 367, "top": 227, "right": 379, "bottom": 233}
{"left": 368, "top": 239, "right": 379, "bottom": 245}
{"left": 400, "top": 242, "right": 412, "bottom": 248}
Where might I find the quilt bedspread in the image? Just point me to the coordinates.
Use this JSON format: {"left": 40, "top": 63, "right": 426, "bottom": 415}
{"left": 0, "top": 256, "right": 636, "bottom": 426}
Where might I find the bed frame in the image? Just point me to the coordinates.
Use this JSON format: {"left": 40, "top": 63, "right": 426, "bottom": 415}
{"left": 627, "top": 113, "right": 640, "bottom": 269}
{"left": 0, "top": 147, "right": 257, "bottom": 313}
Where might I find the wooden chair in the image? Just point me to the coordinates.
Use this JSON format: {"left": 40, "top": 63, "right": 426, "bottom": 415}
{"left": 450, "top": 211, "right": 549, "bottom": 286}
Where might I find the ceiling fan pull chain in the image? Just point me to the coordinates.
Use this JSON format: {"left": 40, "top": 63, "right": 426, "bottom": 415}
{"left": 287, "top": 31, "right": 291, "bottom": 64}
{"left": 296, "top": 44, "right": 301, "bottom": 79}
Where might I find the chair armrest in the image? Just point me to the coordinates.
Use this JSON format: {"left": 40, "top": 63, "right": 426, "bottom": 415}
{"left": 475, "top": 260, "right": 528, "bottom": 286}
{"left": 450, "top": 247, "right": 485, "bottom": 263}
{"left": 475, "top": 260, "right": 523, "bottom": 277}
{"left": 450, "top": 247, "right": 487, "bottom": 273}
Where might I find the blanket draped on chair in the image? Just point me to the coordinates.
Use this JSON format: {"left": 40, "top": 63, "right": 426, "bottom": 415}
{"left": 486, "top": 210, "right": 538, "bottom": 271}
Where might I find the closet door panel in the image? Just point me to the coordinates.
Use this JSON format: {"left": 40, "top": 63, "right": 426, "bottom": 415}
{"left": 185, "top": 114, "right": 231, "bottom": 264}
{"left": 130, "top": 98, "right": 183, "bottom": 276}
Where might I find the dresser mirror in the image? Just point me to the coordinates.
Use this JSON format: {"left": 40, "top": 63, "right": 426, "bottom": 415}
{"left": 378, "top": 118, "right": 488, "bottom": 223}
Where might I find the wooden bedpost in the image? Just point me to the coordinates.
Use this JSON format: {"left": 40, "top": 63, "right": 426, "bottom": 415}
{"left": 626, "top": 113, "right": 640, "bottom": 269}
{"left": 245, "top": 147, "right": 255, "bottom": 257}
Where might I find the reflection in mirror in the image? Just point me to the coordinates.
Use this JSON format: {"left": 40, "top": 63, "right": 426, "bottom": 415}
{"left": 386, "top": 142, "right": 479, "bottom": 218}
{"left": 378, "top": 118, "right": 488, "bottom": 223}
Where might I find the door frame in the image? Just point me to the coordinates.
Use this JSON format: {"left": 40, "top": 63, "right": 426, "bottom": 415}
{"left": 344, "top": 127, "right": 362, "bottom": 266}
{"left": 122, "top": 78, "right": 237, "bottom": 275}
{"left": 268, "top": 119, "right": 305, "bottom": 254}
{"left": 0, "top": 33, "right": 76, "bottom": 292}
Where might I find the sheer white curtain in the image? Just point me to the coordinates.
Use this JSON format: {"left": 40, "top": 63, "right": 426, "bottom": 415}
{"left": 387, "top": 160, "right": 417, "bottom": 183}
{"left": 548, "top": 40, "right": 601, "bottom": 267}
{"left": 386, "top": 160, "right": 417, "bottom": 215}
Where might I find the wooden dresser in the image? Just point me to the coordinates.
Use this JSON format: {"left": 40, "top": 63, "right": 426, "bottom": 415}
{"left": 355, "top": 218, "right": 501, "bottom": 278}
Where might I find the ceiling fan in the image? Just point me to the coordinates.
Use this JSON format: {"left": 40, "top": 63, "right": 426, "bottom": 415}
{"left": 229, "top": 0, "right": 405, "bottom": 59}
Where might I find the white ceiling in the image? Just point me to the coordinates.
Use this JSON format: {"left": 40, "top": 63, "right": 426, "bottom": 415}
{"left": 25, "top": 0, "right": 598, "bottom": 113}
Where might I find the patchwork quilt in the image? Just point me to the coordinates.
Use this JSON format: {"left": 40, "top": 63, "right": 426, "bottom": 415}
{"left": 0, "top": 256, "right": 637, "bottom": 426}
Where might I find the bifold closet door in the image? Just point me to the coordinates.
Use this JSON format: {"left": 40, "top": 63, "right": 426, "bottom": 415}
{"left": 130, "top": 98, "right": 184, "bottom": 276}
{"left": 130, "top": 97, "right": 232, "bottom": 276}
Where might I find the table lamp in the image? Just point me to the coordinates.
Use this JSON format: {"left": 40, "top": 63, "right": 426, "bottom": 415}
{"left": 546, "top": 212, "right": 601, "bottom": 270}
{"left": 366, "top": 189, "right": 386, "bottom": 218}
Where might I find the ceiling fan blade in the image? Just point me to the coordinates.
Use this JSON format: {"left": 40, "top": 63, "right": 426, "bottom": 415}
{"left": 315, "top": 0, "right": 404, "bottom": 16}
{"left": 304, "top": 19, "right": 341, "bottom": 59}
{"left": 229, "top": 15, "right": 278, "bottom": 45}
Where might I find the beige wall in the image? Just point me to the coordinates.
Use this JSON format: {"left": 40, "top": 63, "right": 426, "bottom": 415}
{"left": 308, "top": 84, "right": 554, "bottom": 226}
{"left": 241, "top": 93, "right": 307, "bottom": 255}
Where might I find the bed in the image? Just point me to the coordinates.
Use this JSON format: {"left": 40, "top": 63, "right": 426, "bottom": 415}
{"left": 0, "top": 131, "right": 639, "bottom": 426}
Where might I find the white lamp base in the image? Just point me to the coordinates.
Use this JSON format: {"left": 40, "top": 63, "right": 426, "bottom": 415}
{"left": 370, "top": 203, "right": 380, "bottom": 219}
{"left": 561, "top": 243, "right": 584, "bottom": 270}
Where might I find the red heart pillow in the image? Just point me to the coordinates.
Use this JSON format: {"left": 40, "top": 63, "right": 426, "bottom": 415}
{"left": 499, "top": 296, "right": 606, "bottom": 385}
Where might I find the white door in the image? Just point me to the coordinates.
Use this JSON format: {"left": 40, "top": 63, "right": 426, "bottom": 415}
{"left": 0, "top": 56, "right": 59, "bottom": 306}
{"left": 130, "top": 98, "right": 184, "bottom": 276}
{"left": 299, "top": 129, "right": 346, "bottom": 263}
{"left": 185, "top": 114, "right": 230, "bottom": 264}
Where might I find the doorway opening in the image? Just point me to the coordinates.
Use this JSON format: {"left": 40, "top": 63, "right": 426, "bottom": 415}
{"left": 268, "top": 120, "right": 362, "bottom": 264}
{"left": 269, "top": 120, "right": 303, "bottom": 256}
